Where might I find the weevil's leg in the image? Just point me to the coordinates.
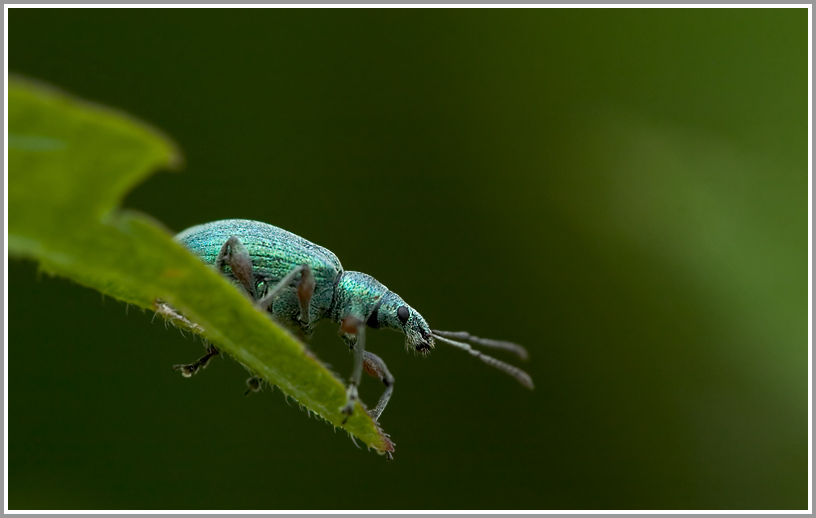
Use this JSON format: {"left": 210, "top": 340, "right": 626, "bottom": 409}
{"left": 363, "top": 351, "right": 394, "bottom": 421}
{"left": 244, "top": 376, "right": 263, "bottom": 396}
{"left": 340, "top": 316, "right": 366, "bottom": 422}
{"left": 152, "top": 299, "right": 205, "bottom": 334}
{"left": 256, "top": 264, "right": 315, "bottom": 323}
{"left": 173, "top": 343, "right": 220, "bottom": 378}
{"left": 216, "top": 236, "right": 257, "bottom": 299}
{"left": 431, "top": 330, "right": 529, "bottom": 360}
{"left": 296, "top": 266, "right": 316, "bottom": 323}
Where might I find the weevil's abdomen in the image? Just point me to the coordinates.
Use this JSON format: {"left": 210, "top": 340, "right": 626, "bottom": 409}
{"left": 175, "top": 219, "right": 343, "bottom": 326}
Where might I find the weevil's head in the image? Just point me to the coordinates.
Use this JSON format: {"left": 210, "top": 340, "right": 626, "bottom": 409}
{"left": 367, "top": 291, "right": 434, "bottom": 355}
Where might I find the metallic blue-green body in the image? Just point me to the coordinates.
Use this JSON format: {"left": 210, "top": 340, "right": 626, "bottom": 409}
{"left": 175, "top": 219, "right": 343, "bottom": 330}
{"left": 175, "top": 219, "right": 432, "bottom": 351}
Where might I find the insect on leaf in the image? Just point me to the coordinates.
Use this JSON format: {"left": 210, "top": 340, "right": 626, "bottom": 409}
{"left": 7, "top": 76, "right": 394, "bottom": 455}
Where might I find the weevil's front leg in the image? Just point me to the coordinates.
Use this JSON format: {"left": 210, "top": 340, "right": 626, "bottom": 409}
{"left": 363, "top": 351, "right": 394, "bottom": 421}
{"left": 340, "top": 316, "right": 366, "bottom": 423}
{"left": 173, "top": 343, "right": 220, "bottom": 378}
{"left": 256, "top": 263, "right": 315, "bottom": 324}
{"left": 216, "top": 236, "right": 257, "bottom": 299}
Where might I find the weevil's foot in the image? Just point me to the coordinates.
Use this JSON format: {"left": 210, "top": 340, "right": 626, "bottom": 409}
{"left": 340, "top": 384, "right": 359, "bottom": 424}
{"left": 173, "top": 345, "right": 219, "bottom": 378}
{"left": 244, "top": 376, "right": 263, "bottom": 396}
{"left": 340, "top": 403, "right": 354, "bottom": 424}
{"left": 173, "top": 363, "right": 199, "bottom": 378}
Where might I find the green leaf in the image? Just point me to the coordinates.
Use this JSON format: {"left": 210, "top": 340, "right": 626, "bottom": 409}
{"left": 8, "top": 76, "right": 394, "bottom": 455}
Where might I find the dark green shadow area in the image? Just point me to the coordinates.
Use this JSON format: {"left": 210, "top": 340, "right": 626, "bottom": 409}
{"left": 8, "top": 7, "right": 807, "bottom": 510}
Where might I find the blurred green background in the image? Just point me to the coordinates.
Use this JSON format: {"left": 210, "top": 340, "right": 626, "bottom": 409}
{"left": 8, "top": 8, "right": 807, "bottom": 510}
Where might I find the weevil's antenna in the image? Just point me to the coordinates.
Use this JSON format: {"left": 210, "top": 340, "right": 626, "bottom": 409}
{"left": 432, "top": 333, "right": 534, "bottom": 390}
{"left": 431, "top": 330, "right": 529, "bottom": 360}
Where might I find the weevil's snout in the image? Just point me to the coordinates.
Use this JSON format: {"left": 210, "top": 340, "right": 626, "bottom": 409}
{"left": 407, "top": 316, "right": 434, "bottom": 356}
{"left": 373, "top": 292, "right": 434, "bottom": 355}
{"left": 414, "top": 331, "right": 434, "bottom": 354}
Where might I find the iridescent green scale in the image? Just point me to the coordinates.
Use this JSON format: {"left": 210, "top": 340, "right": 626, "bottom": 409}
{"left": 175, "top": 219, "right": 343, "bottom": 326}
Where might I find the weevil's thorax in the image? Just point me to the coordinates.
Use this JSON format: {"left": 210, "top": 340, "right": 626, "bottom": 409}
{"left": 330, "top": 271, "right": 389, "bottom": 324}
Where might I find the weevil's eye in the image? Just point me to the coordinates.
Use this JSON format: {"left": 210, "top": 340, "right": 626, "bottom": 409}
{"left": 397, "top": 306, "right": 410, "bottom": 325}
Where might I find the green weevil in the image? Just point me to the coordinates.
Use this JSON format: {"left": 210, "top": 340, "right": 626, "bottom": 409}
{"left": 167, "top": 219, "right": 533, "bottom": 421}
